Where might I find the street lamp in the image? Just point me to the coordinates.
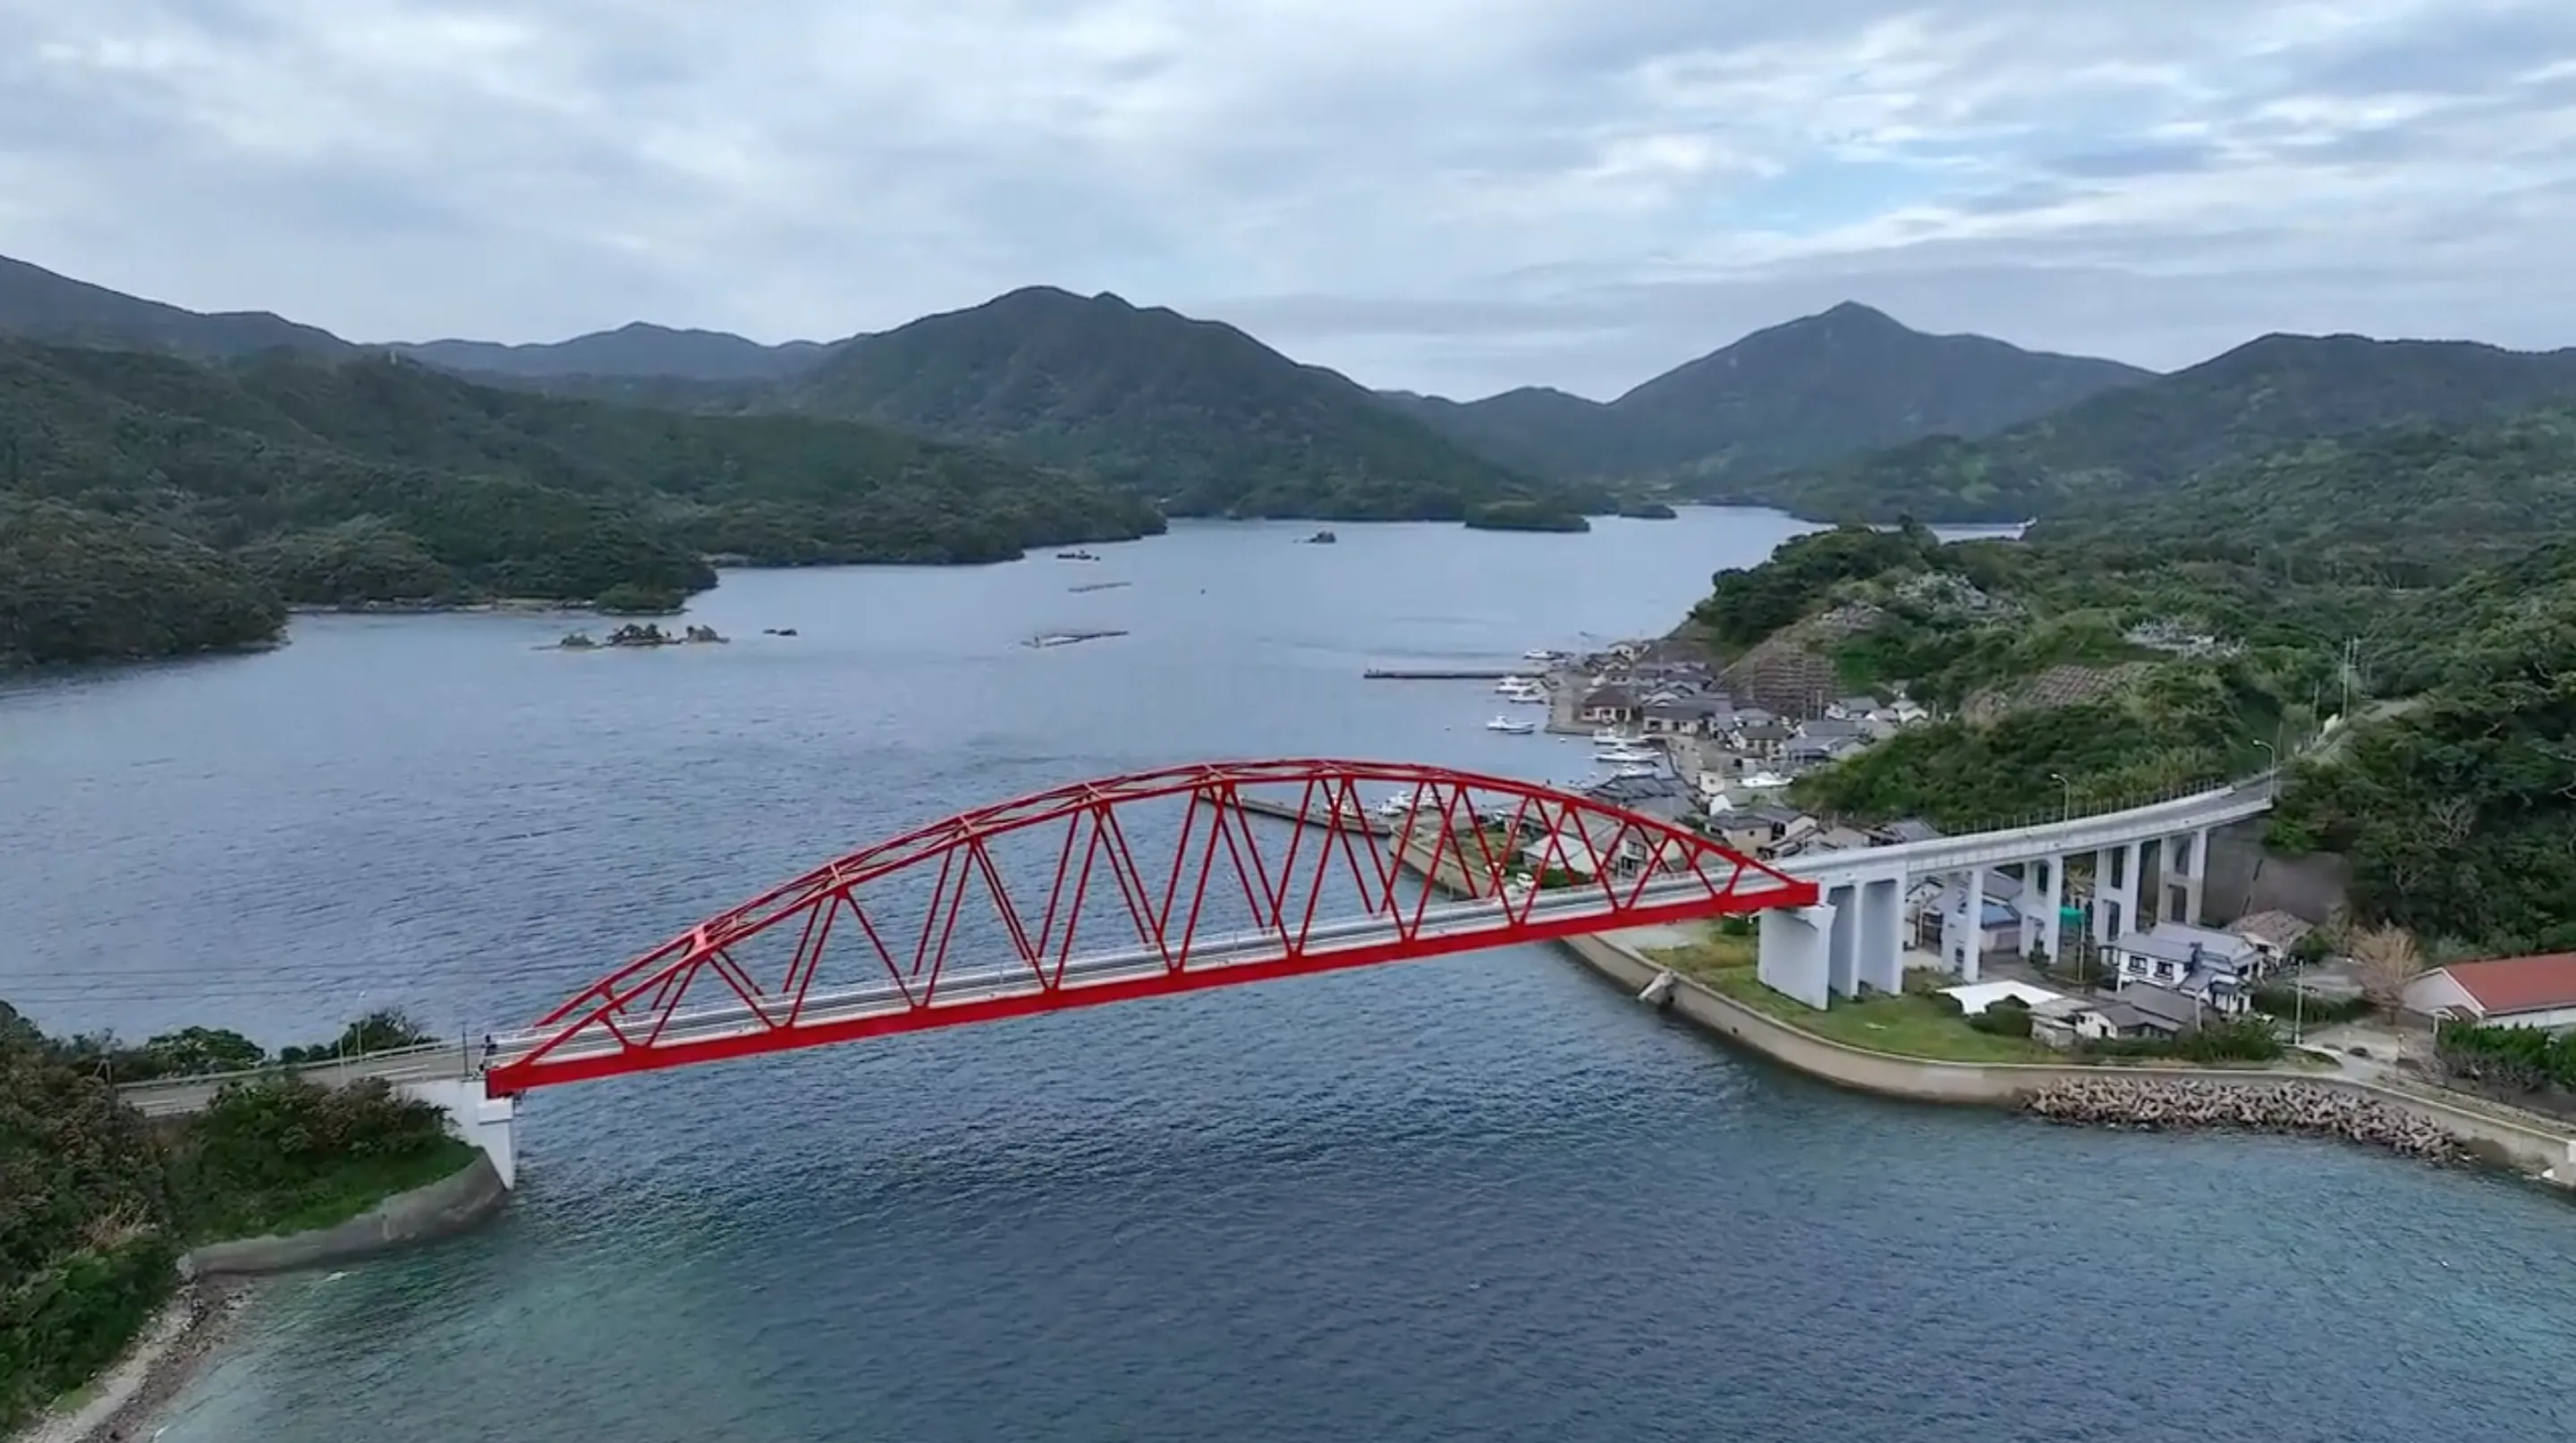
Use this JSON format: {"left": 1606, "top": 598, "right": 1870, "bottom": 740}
{"left": 2048, "top": 771, "right": 2072, "bottom": 820}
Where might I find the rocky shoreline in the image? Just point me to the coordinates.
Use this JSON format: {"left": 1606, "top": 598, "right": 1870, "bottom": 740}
{"left": 12, "top": 1278, "right": 255, "bottom": 1443}
{"left": 2026, "top": 1076, "right": 2467, "bottom": 1163}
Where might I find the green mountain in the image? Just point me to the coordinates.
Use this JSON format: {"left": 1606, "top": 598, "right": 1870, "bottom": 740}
{"left": 1382, "top": 302, "right": 2151, "bottom": 484}
{"left": 0, "top": 340, "right": 1165, "bottom": 666}
{"left": 1684, "top": 399, "right": 2576, "bottom": 954}
{"left": 0, "top": 497, "right": 286, "bottom": 667}
{"left": 400, "top": 323, "right": 835, "bottom": 381}
{"left": 0, "top": 253, "right": 353, "bottom": 361}
{"left": 777, "top": 286, "right": 1569, "bottom": 520}
{"left": 2031, "top": 405, "right": 2576, "bottom": 584}
{"left": 1754, "top": 332, "right": 2576, "bottom": 522}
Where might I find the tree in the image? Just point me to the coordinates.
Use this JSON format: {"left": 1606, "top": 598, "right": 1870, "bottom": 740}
{"left": 2348, "top": 923, "right": 2428, "bottom": 1015}
{"left": 140, "top": 1027, "right": 264, "bottom": 1077}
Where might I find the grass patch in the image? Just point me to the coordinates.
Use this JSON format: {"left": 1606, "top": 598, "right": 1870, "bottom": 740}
{"left": 189, "top": 1136, "right": 480, "bottom": 1244}
{"left": 1645, "top": 927, "right": 2060, "bottom": 1065}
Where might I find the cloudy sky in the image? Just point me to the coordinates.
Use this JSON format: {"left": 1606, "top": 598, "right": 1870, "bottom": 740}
{"left": 6, "top": 0, "right": 2573, "bottom": 399}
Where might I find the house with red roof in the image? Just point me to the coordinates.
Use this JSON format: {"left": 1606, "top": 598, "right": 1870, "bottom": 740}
{"left": 2402, "top": 953, "right": 2576, "bottom": 1031}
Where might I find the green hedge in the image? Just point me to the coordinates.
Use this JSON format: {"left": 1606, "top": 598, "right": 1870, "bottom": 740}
{"left": 0, "top": 1240, "right": 177, "bottom": 1431}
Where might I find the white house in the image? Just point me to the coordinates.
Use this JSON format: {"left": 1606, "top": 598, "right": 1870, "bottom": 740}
{"left": 2402, "top": 954, "right": 2576, "bottom": 1031}
{"left": 2106, "top": 922, "right": 2263, "bottom": 1014}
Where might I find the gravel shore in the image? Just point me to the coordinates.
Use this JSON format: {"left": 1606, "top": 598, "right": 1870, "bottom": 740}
{"left": 12, "top": 1279, "right": 257, "bottom": 1443}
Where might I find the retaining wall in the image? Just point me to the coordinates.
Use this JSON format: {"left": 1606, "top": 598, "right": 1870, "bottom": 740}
{"left": 181, "top": 1152, "right": 509, "bottom": 1277}
{"left": 1557, "top": 934, "right": 2576, "bottom": 1181}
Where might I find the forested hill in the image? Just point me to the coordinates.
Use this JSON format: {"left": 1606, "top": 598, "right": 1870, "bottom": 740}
{"left": 1382, "top": 301, "right": 2151, "bottom": 484}
{"left": 1744, "top": 331, "right": 2576, "bottom": 522}
{"left": 0, "top": 252, "right": 351, "bottom": 361}
{"left": 0, "top": 341, "right": 1165, "bottom": 667}
{"left": 1680, "top": 401, "right": 2576, "bottom": 954}
{"left": 777, "top": 286, "right": 1577, "bottom": 521}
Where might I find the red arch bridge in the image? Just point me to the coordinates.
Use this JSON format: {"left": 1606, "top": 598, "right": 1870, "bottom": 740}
{"left": 482, "top": 760, "right": 1820, "bottom": 1093}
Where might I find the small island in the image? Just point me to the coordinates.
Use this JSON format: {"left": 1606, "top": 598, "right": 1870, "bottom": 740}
{"left": 555, "top": 623, "right": 727, "bottom": 649}
{"left": 1301, "top": 530, "right": 1338, "bottom": 544}
{"left": 1462, "top": 500, "right": 1591, "bottom": 533}
{"left": 1617, "top": 500, "right": 1679, "bottom": 520}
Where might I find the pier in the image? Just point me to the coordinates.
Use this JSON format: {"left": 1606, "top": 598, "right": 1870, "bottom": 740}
{"left": 1362, "top": 667, "right": 1523, "bottom": 681}
{"left": 1224, "top": 794, "right": 1395, "bottom": 837}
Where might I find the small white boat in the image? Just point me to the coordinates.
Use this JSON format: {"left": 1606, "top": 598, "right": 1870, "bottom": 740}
{"left": 1485, "top": 715, "right": 1537, "bottom": 734}
{"left": 1595, "top": 743, "right": 1658, "bottom": 763}
{"left": 1592, "top": 727, "right": 1640, "bottom": 743}
{"left": 1523, "top": 649, "right": 1564, "bottom": 661}
{"left": 1608, "top": 762, "right": 1662, "bottom": 779}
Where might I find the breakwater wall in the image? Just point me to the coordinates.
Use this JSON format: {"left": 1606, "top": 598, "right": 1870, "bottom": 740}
{"left": 182, "top": 1152, "right": 509, "bottom": 1277}
{"left": 2025, "top": 1076, "right": 2463, "bottom": 1162}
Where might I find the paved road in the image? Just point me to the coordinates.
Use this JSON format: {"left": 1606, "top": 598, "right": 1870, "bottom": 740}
{"left": 116, "top": 1042, "right": 472, "bottom": 1117}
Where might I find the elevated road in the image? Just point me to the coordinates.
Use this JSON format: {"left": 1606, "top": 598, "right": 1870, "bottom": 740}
{"left": 116, "top": 1042, "right": 470, "bottom": 1118}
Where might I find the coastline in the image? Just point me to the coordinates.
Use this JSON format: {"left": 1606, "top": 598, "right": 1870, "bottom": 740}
{"left": 1556, "top": 931, "right": 2576, "bottom": 1189}
{"left": 9, "top": 1279, "right": 255, "bottom": 1443}
{"left": 6, "top": 1153, "right": 510, "bottom": 1443}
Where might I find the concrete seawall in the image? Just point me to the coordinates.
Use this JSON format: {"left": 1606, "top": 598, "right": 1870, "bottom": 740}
{"left": 182, "top": 1152, "right": 509, "bottom": 1277}
{"left": 1555, "top": 932, "right": 2576, "bottom": 1186}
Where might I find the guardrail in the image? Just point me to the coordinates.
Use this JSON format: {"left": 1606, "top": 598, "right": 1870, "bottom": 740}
{"left": 112, "top": 1040, "right": 469, "bottom": 1099}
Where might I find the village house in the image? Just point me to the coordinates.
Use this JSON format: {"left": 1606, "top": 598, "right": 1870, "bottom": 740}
{"left": 2228, "top": 910, "right": 2316, "bottom": 970}
{"left": 2102, "top": 982, "right": 2219, "bottom": 1036}
{"left": 2105, "top": 921, "right": 2263, "bottom": 1014}
{"left": 1781, "top": 734, "right": 1864, "bottom": 768}
{"left": 2401, "top": 953, "right": 2576, "bottom": 1032}
{"left": 1705, "top": 802, "right": 1808, "bottom": 858}
{"left": 1733, "top": 718, "right": 1794, "bottom": 760}
{"left": 1640, "top": 695, "right": 1734, "bottom": 736}
{"left": 1778, "top": 823, "right": 1874, "bottom": 858}
{"left": 1578, "top": 684, "right": 1639, "bottom": 725}
{"left": 1825, "top": 694, "right": 1880, "bottom": 722}
{"left": 1918, "top": 872, "right": 2024, "bottom": 972}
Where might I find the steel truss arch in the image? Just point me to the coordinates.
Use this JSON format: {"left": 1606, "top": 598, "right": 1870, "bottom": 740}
{"left": 484, "top": 759, "right": 1818, "bottom": 1093}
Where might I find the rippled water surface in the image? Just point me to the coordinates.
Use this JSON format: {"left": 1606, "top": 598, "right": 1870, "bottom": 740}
{"left": 5, "top": 514, "right": 2570, "bottom": 1442}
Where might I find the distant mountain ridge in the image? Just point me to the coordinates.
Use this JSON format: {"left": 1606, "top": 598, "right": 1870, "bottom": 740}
{"left": 0, "top": 253, "right": 354, "bottom": 360}
{"left": 1749, "top": 330, "right": 2576, "bottom": 522}
{"left": 1381, "top": 301, "right": 2156, "bottom": 484}
{"left": 397, "top": 323, "right": 839, "bottom": 381}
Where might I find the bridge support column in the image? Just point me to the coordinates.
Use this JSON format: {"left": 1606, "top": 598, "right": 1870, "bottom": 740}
{"left": 1954, "top": 868, "right": 1987, "bottom": 981}
{"left": 2037, "top": 855, "right": 2066, "bottom": 969}
{"left": 1825, "top": 881, "right": 1860, "bottom": 999}
{"left": 2164, "top": 828, "right": 2207, "bottom": 925}
{"left": 402, "top": 1078, "right": 520, "bottom": 1190}
{"left": 1854, "top": 875, "right": 1905, "bottom": 996}
{"left": 2094, "top": 842, "right": 2141, "bottom": 945}
{"left": 1758, "top": 903, "right": 1834, "bottom": 1010}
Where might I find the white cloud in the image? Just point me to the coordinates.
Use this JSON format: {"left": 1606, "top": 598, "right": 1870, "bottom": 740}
{"left": 3, "top": 0, "right": 2573, "bottom": 398}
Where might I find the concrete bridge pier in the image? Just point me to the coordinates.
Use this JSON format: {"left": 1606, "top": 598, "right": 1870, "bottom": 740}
{"left": 1757, "top": 902, "right": 1836, "bottom": 1009}
{"left": 2093, "top": 841, "right": 2142, "bottom": 945}
{"left": 1953, "top": 868, "right": 1987, "bottom": 981}
{"left": 1758, "top": 872, "right": 1903, "bottom": 1010}
{"left": 402, "top": 1078, "right": 521, "bottom": 1190}
{"left": 2161, "top": 828, "right": 2209, "bottom": 925}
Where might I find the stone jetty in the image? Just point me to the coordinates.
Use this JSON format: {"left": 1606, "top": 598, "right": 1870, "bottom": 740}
{"left": 2025, "top": 1076, "right": 2464, "bottom": 1163}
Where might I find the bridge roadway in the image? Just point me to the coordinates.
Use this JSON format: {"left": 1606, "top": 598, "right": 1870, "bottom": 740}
{"left": 117, "top": 1041, "right": 471, "bottom": 1118}
{"left": 483, "top": 866, "right": 1803, "bottom": 1078}
{"left": 116, "top": 776, "right": 2279, "bottom": 1106}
